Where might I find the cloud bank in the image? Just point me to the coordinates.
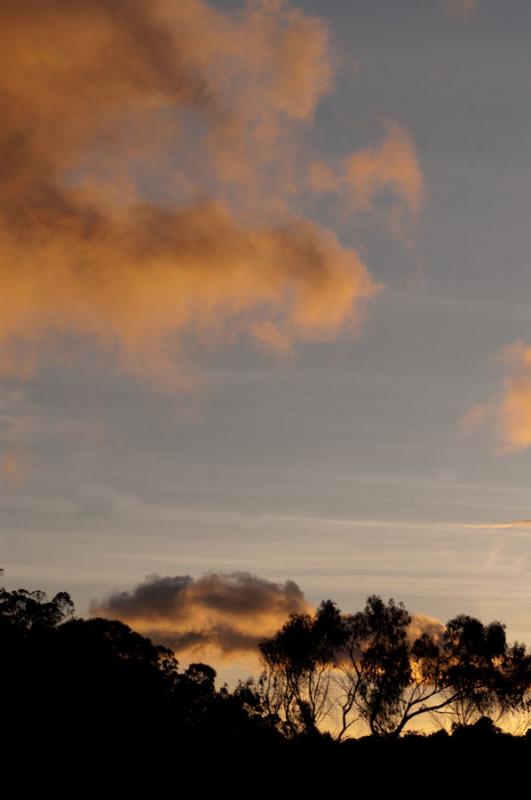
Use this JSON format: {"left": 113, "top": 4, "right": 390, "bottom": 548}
{"left": 0, "top": 0, "right": 427, "bottom": 386}
{"left": 91, "top": 571, "right": 310, "bottom": 658}
{"left": 0, "top": 0, "right": 428, "bottom": 385}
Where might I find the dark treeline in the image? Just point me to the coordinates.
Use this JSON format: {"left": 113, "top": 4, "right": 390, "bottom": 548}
{"left": 2, "top": 585, "right": 531, "bottom": 788}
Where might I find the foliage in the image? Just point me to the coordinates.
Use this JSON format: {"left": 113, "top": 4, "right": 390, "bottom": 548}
{"left": 258, "top": 600, "right": 345, "bottom": 736}
{"left": 259, "top": 594, "right": 531, "bottom": 739}
{"left": 0, "top": 586, "right": 74, "bottom": 632}
{"left": 339, "top": 595, "right": 413, "bottom": 737}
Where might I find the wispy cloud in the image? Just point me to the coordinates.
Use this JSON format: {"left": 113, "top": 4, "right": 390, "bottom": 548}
{"left": 446, "top": 0, "right": 479, "bottom": 20}
{"left": 309, "top": 122, "right": 425, "bottom": 241}
{"left": 1, "top": 450, "right": 30, "bottom": 488}
{"left": 455, "top": 520, "right": 531, "bottom": 530}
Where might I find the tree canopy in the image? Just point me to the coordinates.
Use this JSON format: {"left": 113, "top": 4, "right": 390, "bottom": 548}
{"left": 258, "top": 595, "right": 531, "bottom": 738}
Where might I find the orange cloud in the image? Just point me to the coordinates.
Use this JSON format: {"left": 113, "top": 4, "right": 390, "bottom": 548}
{"left": 1, "top": 199, "right": 378, "bottom": 386}
{"left": 91, "top": 572, "right": 311, "bottom": 664}
{"left": 309, "top": 123, "right": 425, "bottom": 237}
{"left": 0, "top": 0, "right": 435, "bottom": 392}
{"left": 456, "top": 520, "right": 531, "bottom": 530}
{"left": 408, "top": 612, "right": 445, "bottom": 644}
{"left": 0, "top": 0, "right": 390, "bottom": 385}
{"left": 463, "top": 341, "right": 531, "bottom": 452}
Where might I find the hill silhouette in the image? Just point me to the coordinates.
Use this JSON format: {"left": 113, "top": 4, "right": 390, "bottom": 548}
{"left": 1, "top": 584, "right": 530, "bottom": 790}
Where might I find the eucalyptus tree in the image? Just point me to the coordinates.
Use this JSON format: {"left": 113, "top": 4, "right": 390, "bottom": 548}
{"left": 259, "top": 594, "right": 531, "bottom": 739}
{"left": 258, "top": 599, "right": 346, "bottom": 736}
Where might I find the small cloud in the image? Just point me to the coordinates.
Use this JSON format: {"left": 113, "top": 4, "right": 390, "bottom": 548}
{"left": 91, "top": 571, "right": 311, "bottom": 660}
{"left": 308, "top": 122, "right": 425, "bottom": 242}
{"left": 446, "top": 0, "right": 479, "bottom": 21}
{"left": 408, "top": 612, "right": 445, "bottom": 644}
{"left": 463, "top": 341, "right": 531, "bottom": 452}
{"left": 1, "top": 450, "right": 30, "bottom": 488}
{"left": 460, "top": 402, "right": 492, "bottom": 431}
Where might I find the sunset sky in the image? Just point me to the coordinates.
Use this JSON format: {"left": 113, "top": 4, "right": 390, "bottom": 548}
{"left": 2, "top": 0, "right": 531, "bottom": 675}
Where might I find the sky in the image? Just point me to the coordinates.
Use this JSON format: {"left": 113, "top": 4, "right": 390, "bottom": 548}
{"left": 2, "top": 0, "right": 531, "bottom": 678}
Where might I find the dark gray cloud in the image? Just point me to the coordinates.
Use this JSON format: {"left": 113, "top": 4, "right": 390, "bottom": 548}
{"left": 148, "top": 625, "right": 265, "bottom": 656}
{"left": 91, "top": 571, "right": 309, "bottom": 656}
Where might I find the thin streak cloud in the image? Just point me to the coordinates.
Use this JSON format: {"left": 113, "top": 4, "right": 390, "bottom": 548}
{"left": 456, "top": 520, "right": 531, "bottom": 530}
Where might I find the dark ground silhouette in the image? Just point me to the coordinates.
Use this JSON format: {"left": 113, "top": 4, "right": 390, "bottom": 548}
{"left": 1, "top": 585, "right": 530, "bottom": 789}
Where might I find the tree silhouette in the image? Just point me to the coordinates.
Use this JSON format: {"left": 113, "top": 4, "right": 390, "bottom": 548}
{"left": 2, "top": 582, "right": 530, "bottom": 750}
{"left": 0, "top": 586, "right": 74, "bottom": 632}
{"left": 440, "top": 615, "right": 531, "bottom": 727}
{"left": 259, "top": 594, "right": 531, "bottom": 738}
{"left": 338, "top": 595, "right": 413, "bottom": 737}
{"left": 331, "top": 598, "right": 531, "bottom": 737}
{"left": 258, "top": 599, "right": 345, "bottom": 736}
{"left": 0, "top": 584, "right": 279, "bottom": 750}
